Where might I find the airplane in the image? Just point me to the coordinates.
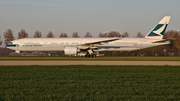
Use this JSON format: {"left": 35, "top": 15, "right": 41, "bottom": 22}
{"left": 6, "top": 16, "right": 171, "bottom": 57}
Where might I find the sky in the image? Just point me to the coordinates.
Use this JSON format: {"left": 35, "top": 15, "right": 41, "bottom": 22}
{"left": 0, "top": 0, "right": 180, "bottom": 39}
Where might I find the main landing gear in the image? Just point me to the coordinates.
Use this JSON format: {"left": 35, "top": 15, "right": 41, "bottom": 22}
{"left": 85, "top": 49, "right": 96, "bottom": 57}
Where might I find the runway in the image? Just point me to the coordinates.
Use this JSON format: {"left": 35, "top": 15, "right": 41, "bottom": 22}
{"left": 0, "top": 61, "right": 180, "bottom": 66}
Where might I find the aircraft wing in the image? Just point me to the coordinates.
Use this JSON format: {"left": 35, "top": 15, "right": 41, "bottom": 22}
{"left": 78, "top": 38, "right": 120, "bottom": 49}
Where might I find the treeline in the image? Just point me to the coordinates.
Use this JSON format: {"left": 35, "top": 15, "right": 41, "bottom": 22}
{"left": 0, "top": 29, "right": 145, "bottom": 45}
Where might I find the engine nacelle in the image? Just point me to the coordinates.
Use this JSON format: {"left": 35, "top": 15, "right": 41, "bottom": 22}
{"left": 64, "top": 46, "right": 77, "bottom": 55}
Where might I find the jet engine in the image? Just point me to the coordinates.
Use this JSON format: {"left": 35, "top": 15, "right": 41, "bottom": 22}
{"left": 64, "top": 46, "right": 78, "bottom": 55}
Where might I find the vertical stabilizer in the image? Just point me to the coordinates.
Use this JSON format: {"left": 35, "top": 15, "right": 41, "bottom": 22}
{"left": 145, "top": 16, "right": 171, "bottom": 39}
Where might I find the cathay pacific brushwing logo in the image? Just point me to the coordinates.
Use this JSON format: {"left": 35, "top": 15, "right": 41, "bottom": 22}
{"left": 153, "top": 22, "right": 167, "bottom": 36}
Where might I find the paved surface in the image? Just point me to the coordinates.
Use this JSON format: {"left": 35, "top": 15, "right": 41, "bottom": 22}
{"left": 0, "top": 61, "right": 180, "bottom": 66}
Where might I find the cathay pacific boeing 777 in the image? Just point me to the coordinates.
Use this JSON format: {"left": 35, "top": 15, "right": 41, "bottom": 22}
{"left": 6, "top": 16, "right": 171, "bottom": 57}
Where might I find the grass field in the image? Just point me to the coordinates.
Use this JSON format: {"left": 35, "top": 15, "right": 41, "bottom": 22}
{"left": 0, "top": 56, "right": 180, "bottom": 61}
{"left": 0, "top": 65, "right": 180, "bottom": 100}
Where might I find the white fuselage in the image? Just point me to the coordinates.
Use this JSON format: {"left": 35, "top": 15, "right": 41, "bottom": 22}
{"left": 7, "top": 38, "right": 170, "bottom": 52}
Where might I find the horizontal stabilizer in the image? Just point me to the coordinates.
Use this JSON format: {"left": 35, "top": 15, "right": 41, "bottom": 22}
{"left": 153, "top": 38, "right": 174, "bottom": 43}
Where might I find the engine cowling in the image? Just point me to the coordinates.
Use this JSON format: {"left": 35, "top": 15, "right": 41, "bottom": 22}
{"left": 64, "top": 46, "right": 78, "bottom": 55}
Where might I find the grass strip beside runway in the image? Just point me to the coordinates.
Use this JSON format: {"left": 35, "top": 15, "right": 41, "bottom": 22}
{"left": 0, "top": 65, "right": 180, "bottom": 100}
{"left": 0, "top": 56, "right": 180, "bottom": 61}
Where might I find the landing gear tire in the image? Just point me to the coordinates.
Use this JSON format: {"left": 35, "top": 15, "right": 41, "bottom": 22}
{"left": 85, "top": 54, "right": 90, "bottom": 57}
{"left": 85, "top": 54, "right": 96, "bottom": 57}
{"left": 92, "top": 54, "right": 96, "bottom": 57}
